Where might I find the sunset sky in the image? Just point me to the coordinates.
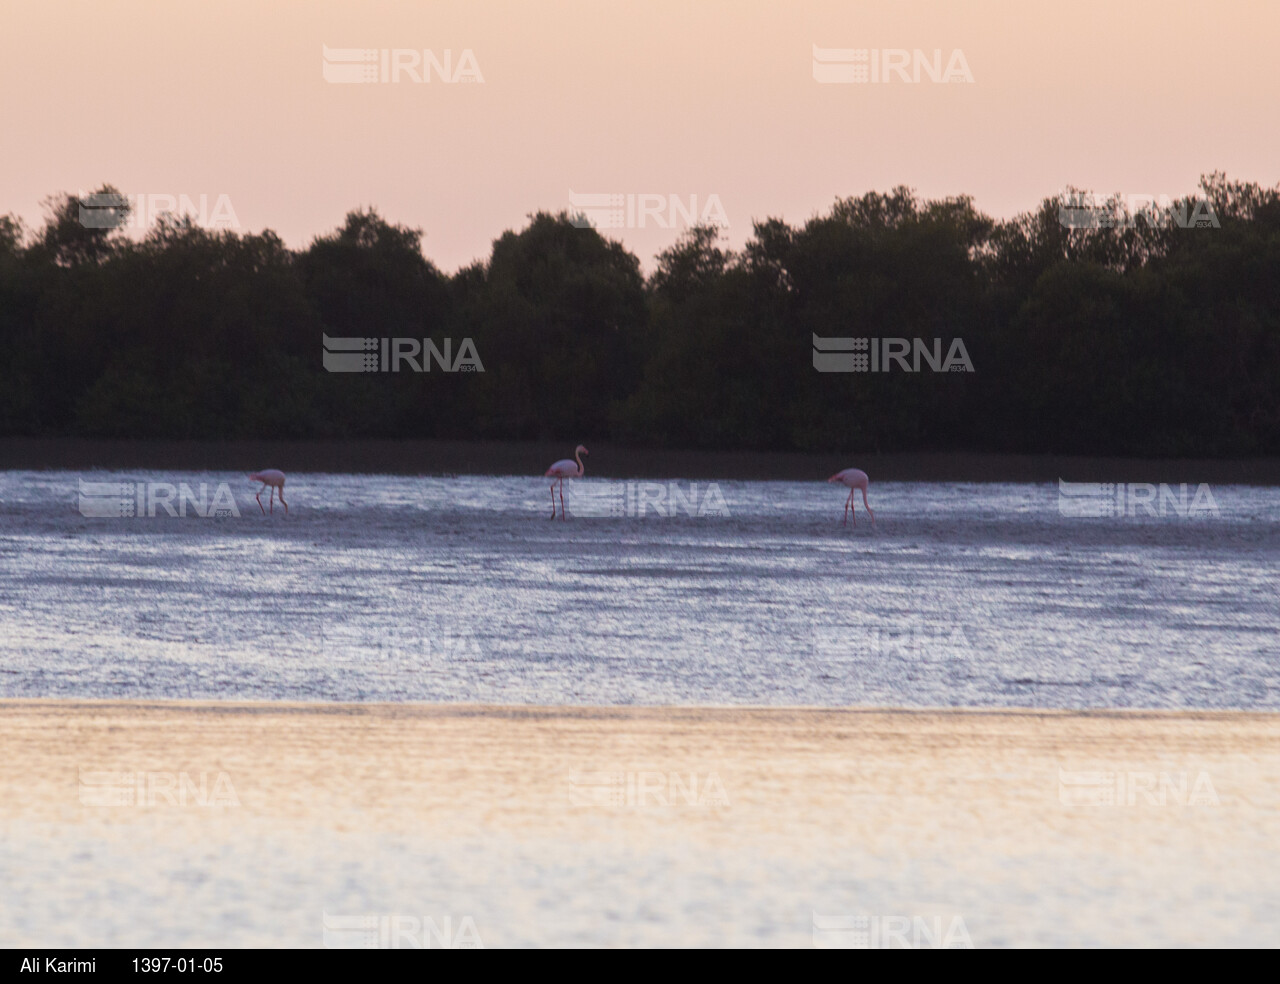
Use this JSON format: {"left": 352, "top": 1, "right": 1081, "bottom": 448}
{"left": 3, "top": 0, "right": 1277, "bottom": 270}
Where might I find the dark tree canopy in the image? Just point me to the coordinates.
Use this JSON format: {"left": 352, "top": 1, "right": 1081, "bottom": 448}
{"left": 0, "top": 176, "right": 1277, "bottom": 456}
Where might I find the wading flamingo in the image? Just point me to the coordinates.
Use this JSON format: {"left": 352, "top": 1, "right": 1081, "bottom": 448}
{"left": 828, "top": 468, "right": 874, "bottom": 526}
{"left": 249, "top": 469, "right": 288, "bottom": 515}
{"left": 544, "top": 445, "right": 588, "bottom": 520}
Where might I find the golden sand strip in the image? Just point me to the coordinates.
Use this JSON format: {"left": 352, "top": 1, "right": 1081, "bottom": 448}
{"left": 3, "top": 702, "right": 1278, "bottom": 847}
{"left": 3, "top": 702, "right": 1280, "bottom": 946}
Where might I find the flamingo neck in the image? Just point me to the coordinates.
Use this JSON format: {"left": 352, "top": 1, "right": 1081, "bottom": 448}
{"left": 575, "top": 451, "right": 584, "bottom": 476}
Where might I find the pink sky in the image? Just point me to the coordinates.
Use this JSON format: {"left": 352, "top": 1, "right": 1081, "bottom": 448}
{"left": 3, "top": 0, "right": 1277, "bottom": 271}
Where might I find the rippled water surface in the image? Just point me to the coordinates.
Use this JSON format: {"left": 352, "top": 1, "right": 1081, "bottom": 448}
{"left": 1, "top": 471, "right": 1277, "bottom": 708}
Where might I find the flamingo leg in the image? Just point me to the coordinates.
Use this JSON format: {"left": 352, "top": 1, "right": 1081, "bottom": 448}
{"left": 559, "top": 480, "right": 566, "bottom": 520}
{"left": 550, "top": 483, "right": 557, "bottom": 519}
{"left": 269, "top": 486, "right": 275, "bottom": 514}
{"left": 278, "top": 488, "right": 288, "bottom": 515}
{"left": 843, "top": 489, "right": 852, "bottom": 526}
{"left": 256, "top": 484, "right": 266, "bottom": 515}
{"left": 862, "top": 488, "right": 874, "bottom": 525}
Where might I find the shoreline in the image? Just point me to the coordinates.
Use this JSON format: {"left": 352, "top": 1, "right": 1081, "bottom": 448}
{"left": 3, "top": 438, "right": 1280, "bottom": 484}
{"left": 3, "top": 698, "right": 1277, "bottom": 718}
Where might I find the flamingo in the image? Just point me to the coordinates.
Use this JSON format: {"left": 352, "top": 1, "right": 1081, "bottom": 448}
{"left": 828, "top": 468, "right": 874, "bottom": 526}
{"left": 249, "top": 469, "right": 288, "bottom": 515}
{"left": 544, "top": 445, "right": 588, "bottom": 520}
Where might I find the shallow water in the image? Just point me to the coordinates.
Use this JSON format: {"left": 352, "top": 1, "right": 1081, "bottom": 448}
{"left": 0, "top": 471, "right": 1277, "bottom": 708}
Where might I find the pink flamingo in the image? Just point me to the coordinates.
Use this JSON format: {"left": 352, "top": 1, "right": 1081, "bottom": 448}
{"left": 544, "top": 445, "right": 588, "bottom": 520}
{"left": 249, "top": 470, "right": 288, "bottom": 515}
{"left": 828, "top": 468, "right": 874, "bottom": 526}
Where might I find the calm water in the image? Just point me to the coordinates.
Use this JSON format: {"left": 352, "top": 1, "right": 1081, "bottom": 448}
{"left": 0, "top": 471, "right": 1277, "bottom": 708}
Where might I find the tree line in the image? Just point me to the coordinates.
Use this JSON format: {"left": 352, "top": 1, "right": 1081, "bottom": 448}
{"left": 0, "top": 174, "right": 1276, "bottom": 456}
